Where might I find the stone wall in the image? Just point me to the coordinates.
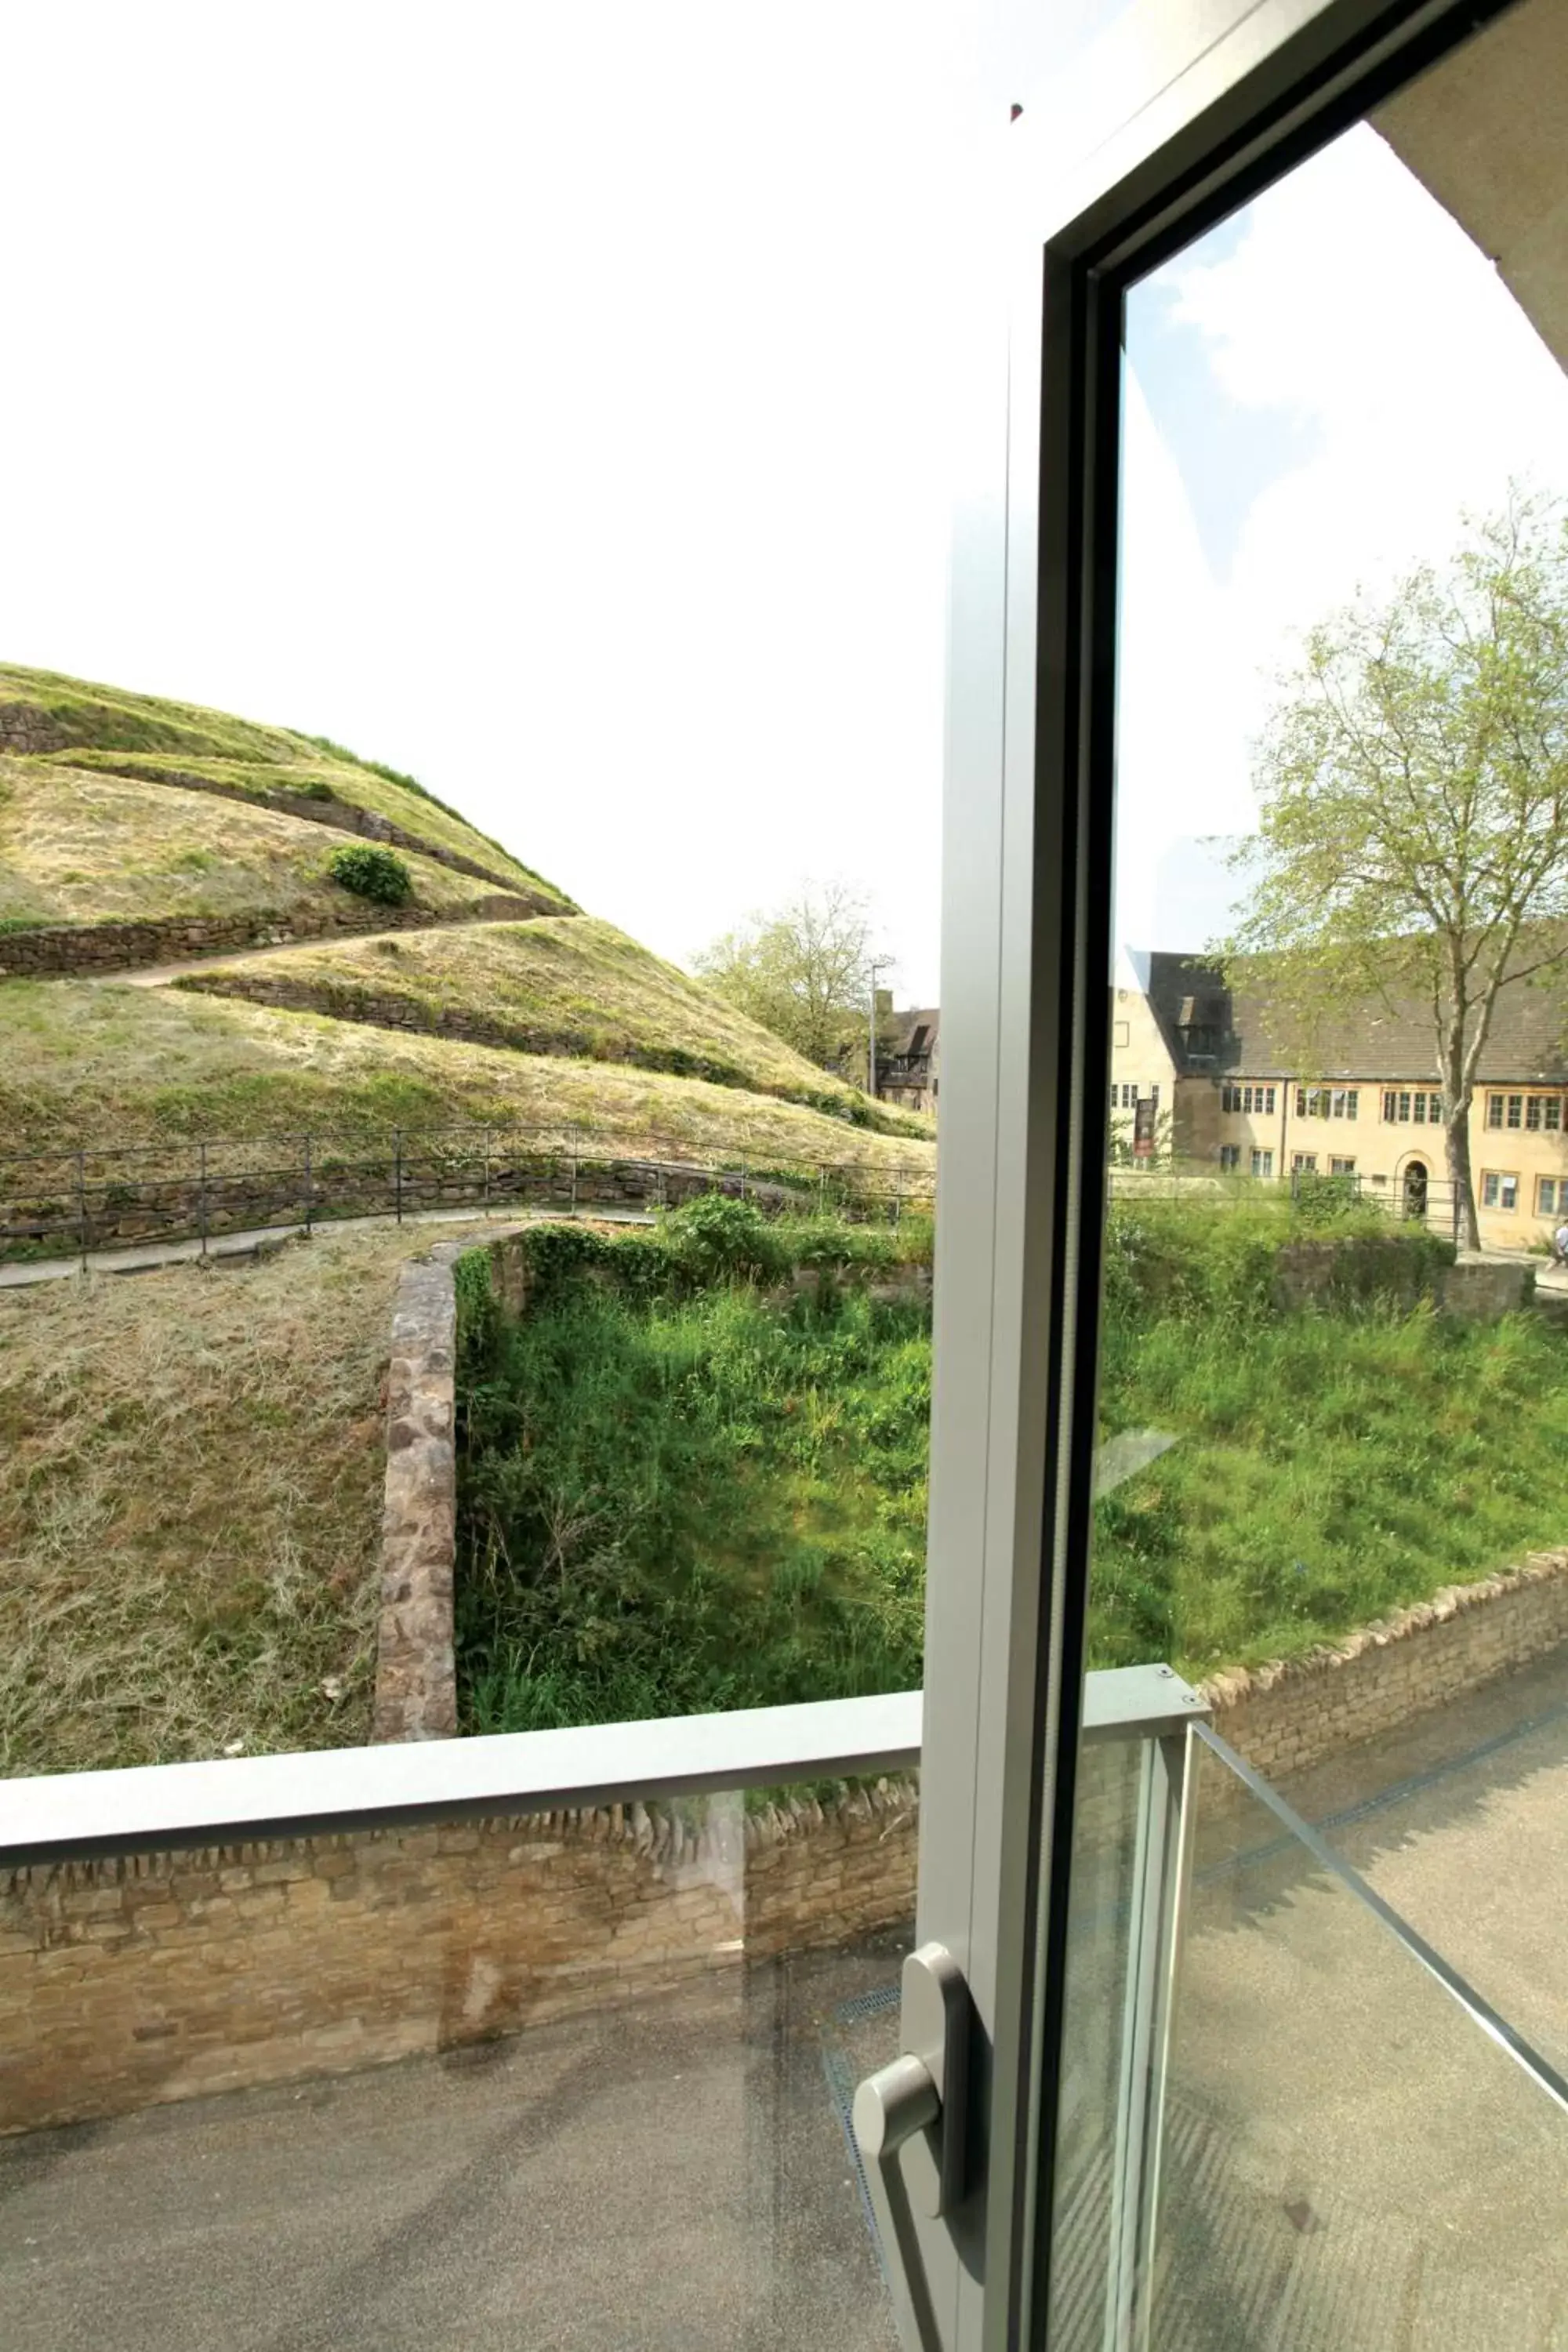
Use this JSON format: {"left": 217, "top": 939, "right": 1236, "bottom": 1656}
{"left": 0, "top": 1152, "right": 814, "bottom": 1261}
{"left": 0, "top": 893, "right": 554, "bottom": 979}
{"left": 0, "top": 703, "right": 66, "bottom": 753}
{"left": 1205, "top": 1547, "right": 1568, "bottom": 1785}
{"left": 0, "top": 1781, "right": 917, "bottom": 2136}
{"left": 176, "top": 971, "right": 765, "bottom": 1094}
{"left": 373, "top": 1250, "right": 461, "bottom": 1741}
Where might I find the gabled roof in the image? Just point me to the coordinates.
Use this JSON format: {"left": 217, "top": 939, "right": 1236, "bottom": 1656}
{"left": 1135, "top": 947, "right": 1568, "bottom": 1085}
{"left": 887, "top": 1006, "right": 939, "bottom": 1059}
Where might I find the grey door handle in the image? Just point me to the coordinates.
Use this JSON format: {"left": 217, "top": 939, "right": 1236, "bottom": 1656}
{"left": 851, "top": 1943, "right": 971, "bottom": 2352}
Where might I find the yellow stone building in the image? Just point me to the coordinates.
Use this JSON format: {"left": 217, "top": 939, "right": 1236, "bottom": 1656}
{"left": 1110, "top": 949, "right": 1568, "bottom": 1250}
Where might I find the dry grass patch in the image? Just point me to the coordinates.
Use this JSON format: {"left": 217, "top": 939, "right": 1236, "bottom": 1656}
{"left": 0, "top": 757, "right": 521, "bottom": 930}
{"left": 176, "top": 915, "right": 927, "bottom": 1131}
{"left": 0, "top": 661, "right": 564, "bottom": 903}
{"left": 0, "top": 980, "right": 938, "bottom": 1181}
{"left": 0, "top": 1221, "right": 479, "bottom": 1778}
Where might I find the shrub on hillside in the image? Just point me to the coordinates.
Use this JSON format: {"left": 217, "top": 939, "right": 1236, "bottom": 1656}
{"left": 328, "top": 844, "right": 413, "bottom": 906}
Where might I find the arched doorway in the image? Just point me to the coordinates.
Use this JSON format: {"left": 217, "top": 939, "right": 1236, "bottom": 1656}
{"left": 1403, "top": 1159, "right": 1429, "bottom": 1220}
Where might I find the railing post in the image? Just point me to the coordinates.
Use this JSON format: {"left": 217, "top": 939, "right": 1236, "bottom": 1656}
{"left": 394, "top": 1128, "right": 404, "bottom": 1225}
{"left": 739, "top": 1156, "right": 748, "bottom": 1200}
{"left": 75, "top": 1149, "right": 89, "bottom": 1274}
{"left": 302, "top": 1133, "right": 314, "bottom": 1235}
{"left": 483, "top": 1124, "right": 492, "bottom": 1214}
{"left": 198, "top": 1139, "right": 209, "bottom": 1259}
{"left": 1105, "top": 1721, "right": 1198, "bottom": 2352}
{"left": 570, "top": 1124, "right": 579, "bottom": 1215}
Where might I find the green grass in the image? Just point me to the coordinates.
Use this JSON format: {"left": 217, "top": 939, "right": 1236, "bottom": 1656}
{"left": 455, "top": 1200, "right": 1568, "bottom": 1733}
{"left": 457, "top": 1246, "right": 931, "bottom": 1732}
{"left": 174, "top": 915, "right": 931, "bottom": 1135}
{"left": 0, "top": 977, "right": 941, "bottom": 1182}
{"left": 0, "top": 758, "right": 531, "bottom": 929}
{"left": 0, "top": 662, "right": 566, "bottom": 902}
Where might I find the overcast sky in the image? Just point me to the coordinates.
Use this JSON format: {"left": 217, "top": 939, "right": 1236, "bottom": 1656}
{"left": 4, "top": 7, "right": 1566, "bottom": 1002}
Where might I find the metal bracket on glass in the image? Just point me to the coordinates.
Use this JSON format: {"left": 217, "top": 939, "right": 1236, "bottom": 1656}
{"left": 852, "top": 1943, "right": 971, "bottom": 2352}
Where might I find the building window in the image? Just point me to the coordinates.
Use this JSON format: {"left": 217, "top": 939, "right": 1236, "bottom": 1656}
{"left": 1527, "top": 1096, "right": 1543, "bottom": 1131}
{"left": 1221, "top": 1081, "right": 1272, "bottom": 1114}
{"left": 1221, "top": 1083, "right": 1240, "bottom": 1113}
{"left": 1547, "top": 1098, "right": 1563, "bottom": 1133}
{"left": 1149, "top": 1084, "right": 1160, "bottom": 1113}
{"left": 1538, "top": 1177, "right": 1559, "bottom": 1216}
{"left": 1397, "top": 1091, "right": 1412, "bottom": 1122}
{"left": 1482, "top": 1171, "right": 1519, "bottom": 1211}
{"left": 1330, "top": 1156, "right": 1356, "bottom": 1175}
{"left": 1250, "top": 1148, "right": 1274, "bottom": 1179}
{"left": 1219, "top": 1145, "right": 1240, "bottom": 1172}
{"left": 1291, "top": 1152, "right": 1317, "bottom": 1172}
{"left": 1486, "top": 1094, "right": 1504, "bottom": 1128}
{"left": 1507, "top": 1094, "right": 1523, "bottom": 1129}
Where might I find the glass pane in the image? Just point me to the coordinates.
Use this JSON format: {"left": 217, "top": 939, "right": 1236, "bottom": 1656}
{"left": 1157, "top": 1735, "right": 1568, "bottom": 2347}
{"left": 0, "top": 1778, "right": 917, "bottom": 2350}
{"left": 1054, "top": 2, "right": 1568, "bottom": 2337}
{"left": 1045, "top": 1733, "right": 1148, "bottom": 2349}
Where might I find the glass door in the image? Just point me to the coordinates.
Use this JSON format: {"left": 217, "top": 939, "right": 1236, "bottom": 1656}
{"left": 852, "top": 0, "right": 1568, "bottom": 2344}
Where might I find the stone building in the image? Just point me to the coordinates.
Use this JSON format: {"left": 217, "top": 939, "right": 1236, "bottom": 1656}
{"left": 1110, "top": 946, "right": 1568, "bottom": 1249}
{"left": 875, "top": 1006, "right": 940, "bottom": 1115}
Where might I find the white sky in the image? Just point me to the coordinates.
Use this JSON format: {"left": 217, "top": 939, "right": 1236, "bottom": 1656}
{"left": 3, "top": 9, "right": 1566, "bottom": 998}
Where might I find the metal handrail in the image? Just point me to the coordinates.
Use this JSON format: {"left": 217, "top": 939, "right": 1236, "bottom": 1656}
{"left": 0, "top": 1667, "right": 1206, "bottom": 1871}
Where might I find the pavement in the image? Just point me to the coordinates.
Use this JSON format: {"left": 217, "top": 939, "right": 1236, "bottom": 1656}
{"left": 4, "top": 1664, "right": 1568, "bottom": 2347}
{"left": 0, "top": 1942, "right": 906, "bottom": 2352}
{"left": 0, "top": 1204, "right": 656, "bottom": 1290}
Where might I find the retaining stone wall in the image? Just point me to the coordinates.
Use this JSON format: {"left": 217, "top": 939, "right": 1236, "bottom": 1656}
{"left": 373, "top": 1250, "right": 461, "bottom": 1741}
{"left": 177, "top": 971, "right": 761, "bottom": 1093}
{"left": 0, "top": 1157, "right": 804, "bottom": 1261}
{"left": 1204, "top": 1548, "right": 1568, "bottom": 1786}
{"left": 0, "top": 1782, "right": 918, "bottom": 2135}
{"left": 0, "top": 894, "right": 553, "bottom": 979}
{"left": 0, "top": 704, "right": 66, "bottom": 754}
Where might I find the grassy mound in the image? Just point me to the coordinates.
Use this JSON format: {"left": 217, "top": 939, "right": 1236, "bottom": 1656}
{"left": 0, "top": 662, "right": 564, "bottom": 903}
{"left": 0, "top": 758, "right": 538, "bottom": 932}
{"left": 173, "top": 915, "right": 930, "bottom": 1131}
{"left": 0, "top": 978, "right": 941, "bottom": 1178}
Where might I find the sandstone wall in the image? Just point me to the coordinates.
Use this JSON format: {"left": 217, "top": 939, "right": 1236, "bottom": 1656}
{"left": 0, "top": 1783, "right": 917, "bottom": 2136}
{"left": 0, "top": 893, "right": 554, "bottom": 980}
{"left": 373, "top": 1250, "right": 461, "bottom": 1742}
{"left": 1205, "top": 1548, "right": 1568, "bottom": 1785}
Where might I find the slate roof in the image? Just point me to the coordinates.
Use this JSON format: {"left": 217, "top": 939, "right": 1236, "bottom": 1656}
{"left": 886, "top": 1007, "right": 939, "bottom": 1062}
{"left": 1142, "top": 948, "right": 1568, "bottom": 1085}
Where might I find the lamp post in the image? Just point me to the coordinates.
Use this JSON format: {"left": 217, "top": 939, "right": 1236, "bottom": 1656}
{"left": 867, "top": 956, "right": 892, "bottom": 1099}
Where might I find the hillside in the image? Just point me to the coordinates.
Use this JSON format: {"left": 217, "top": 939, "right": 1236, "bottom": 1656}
{"left": 169, "top": 914, "right": 887, "bottom": 1116}
{"left": 0, "top": 663, "right": 563, "bottom": 902}
{"left": 0, "top": 665, "right": 935, "bottom": 1170}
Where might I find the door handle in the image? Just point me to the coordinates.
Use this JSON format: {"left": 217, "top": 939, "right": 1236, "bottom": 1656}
{"left": 851, "top": 1943, "right": 971, "bottom": 2352}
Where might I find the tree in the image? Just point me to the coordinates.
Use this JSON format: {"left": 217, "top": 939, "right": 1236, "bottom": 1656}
{"left": 694, "top": 881, "right": 887, "bottom": 1070}
{"left": 1224, "top": 497, "right": 1568, "bottom": 1249}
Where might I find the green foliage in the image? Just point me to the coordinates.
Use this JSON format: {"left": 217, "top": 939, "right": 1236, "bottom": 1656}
{"left": 658, "top": 1193, "right": 791, "bottom": 1283}
{"left": 1223, "top": 496, "right": 1568, "bottom": 1244}
{"left": 327, "top": 844, "right": 414, "bottom": 906}
{"left": 449, "top": 1196, "right": 1568, "bottom": 1733}
{"left": 694, "top": 880, "right": 884, "bottom": 1068}
{"left": 457, "top": 1275, "right": 931, "bottom": 1730}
